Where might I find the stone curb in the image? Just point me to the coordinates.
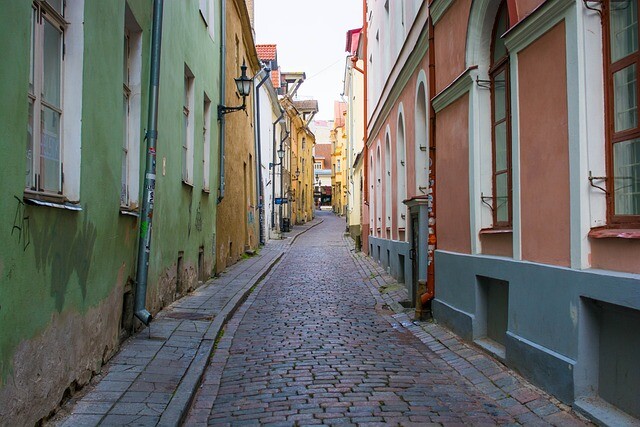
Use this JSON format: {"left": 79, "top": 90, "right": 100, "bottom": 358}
{"left": 157, "top": 252, "right": 284, "bottom": 426}
{"left": 158, "top": 217, "right": 322, "bottom": 425}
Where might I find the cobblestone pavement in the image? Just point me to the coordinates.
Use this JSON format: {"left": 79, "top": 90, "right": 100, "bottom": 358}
{"left": 49, "top": 219, "right": 321, "bottom": 426}
{"left": 188, "top": 211, "right": 590, "bottom": 426}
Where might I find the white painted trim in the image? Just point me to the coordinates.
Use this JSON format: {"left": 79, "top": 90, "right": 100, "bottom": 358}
{"left": 62, "top": 1, "right": 84, "bottom": 202}
{"left": 396, "top": 103, "right": 408, "bottom": 233}
{"left": 509, "top": 54, "right": 522, "bottom": 261}
{"left": 503, "top": 0, "right": 574, "bottom": 54}
{"left": 432, "top": 67, "right": 475, "bottom": 113}
{"left": 430, "top": 0, "right": 456, "bottom": 25}
{"left": 414, "top": 70, "right": 429, "bottom": 196}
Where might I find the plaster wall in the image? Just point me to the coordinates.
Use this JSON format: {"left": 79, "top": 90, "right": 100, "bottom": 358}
{"left": 518, "top": 22, "right": 570, "bottom": 267}
{"left": 215, "top": 0, "right": 260, "bottom": 272}
{"left": 513, "top": 0, "right": 546, "bottom": 21}
{"left": 434, "top": 0, "right": 472, "bottom": 94}
{"left": 589, "top": 239, "right": 640, "bottom": 274}
{"left": 435, "top": 94, "right": 472, "bottom": 254}
{"left": 1, "top": 1, "right": 222, "bottom": 421}
{"left": 368, "top": 236, "right": 412, "bottom": 297}
{"left": 433, "top": 249, "right": 640, "bottom": 405}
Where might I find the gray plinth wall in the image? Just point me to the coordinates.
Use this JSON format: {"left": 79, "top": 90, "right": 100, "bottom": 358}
{"left": 433, "top": 250, "right": 640, "bottom": 423}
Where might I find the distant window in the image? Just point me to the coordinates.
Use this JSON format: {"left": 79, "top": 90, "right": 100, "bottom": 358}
{"left": 203, "top": 95, "right": 211, "bottom": 191}
{"left": 183, "top": 65, "right": 195, "bottom": 185}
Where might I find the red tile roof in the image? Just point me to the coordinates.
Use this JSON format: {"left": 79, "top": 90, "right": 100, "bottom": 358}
{"left": 256, "top": 44, "right": 277, "bottom": 61}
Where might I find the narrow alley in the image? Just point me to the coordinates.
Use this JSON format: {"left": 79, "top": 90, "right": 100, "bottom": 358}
{"left": 182, "top": 212, "right": 587, "bottom": 426}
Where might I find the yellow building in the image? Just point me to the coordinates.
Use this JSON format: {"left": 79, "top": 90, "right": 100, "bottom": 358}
{"left": 215, "top": 0, "right": 261, "bottom": 272}
{"left": 281, "top": 97, "right": 318, "bottom": 225}
{"left": 331, "top": 102, "right": 348, "bottom": 216}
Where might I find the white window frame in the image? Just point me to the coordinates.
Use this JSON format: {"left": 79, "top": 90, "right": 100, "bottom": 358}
{"left": 122, "top": 7, "right": 143, "bottom": 209}
{"left": 203, "top": 95, "right": 212, "bottom": 192}
{"left": 199, "top": 0, "right": 215, "bottom": 39}
{"left": 183, "top": 65, "right": 195, "bottom": 185}
{"left": 26, "top": 0, "right": 84, "bottom": 203}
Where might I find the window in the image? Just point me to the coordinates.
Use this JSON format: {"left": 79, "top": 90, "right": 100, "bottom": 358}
{"left": 199, "top": 0, "right": 215, "bottom": 39}
{"left": 27, "top": 1, "right": 65, "bottom": 195}
{"left": 122, "top": 6, "right": 142, "bottom": 209}
{"left": 26, "top": 0, "right": 83, "bottom": 202}
{"left": 490, "top": 3, "right": 512, "bottom": 228}
{"left": 183, "top": 65, "right": 195, "bottom": 184}
{"left": 337, "top": 159, "right": 342, "bottom": 172}
{"left": 203, "top": 95, "right": 211, "bottom": 192}
{"left": 606, "top": 0, "right": 640, "bottom": 223}
{"left": 314, "top": 162, "right": 321, "bottom": 170}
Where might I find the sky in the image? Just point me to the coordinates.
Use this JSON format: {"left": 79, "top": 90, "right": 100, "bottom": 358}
{"left": 253, "top": 0, "right": 363, "bottom": 121}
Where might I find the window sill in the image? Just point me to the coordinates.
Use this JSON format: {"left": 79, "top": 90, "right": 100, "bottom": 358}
{"left": 588, "top": 228, "right": 640, "bottom": 239}
{"left": 182, "top": 179, "right": 194, "bottom": 188}
{"left": 119, "top": 207, "right": 140, "bottom": 218}
{"left": 479, "top": 228, "right": 513, "bottom": 235}
{"left": 24, "top": 196, "right": 82, "bottom": 211}
{"left": 202, "top": 188, "right": 210, "bottom": 195}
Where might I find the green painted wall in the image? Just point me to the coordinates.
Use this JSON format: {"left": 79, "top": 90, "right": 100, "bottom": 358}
{"left": 0, "top": 0, "right": 220, "bottom": 423}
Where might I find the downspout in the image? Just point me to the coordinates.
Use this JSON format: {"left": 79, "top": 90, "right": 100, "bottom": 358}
{"left": 254, "top": 69, "right": 270, "bottom": 245}
{"left": 134, "top": 0, "right": 164, "bottom": 325}
{"left": 361, "top": 0, "right": 369, "bottom": 254}
{"left": 421, "top": 18, "right": 436, "bottom": 306}
{"left": 271, "top": 111, "right": 285, "bottom": 231}
{"left": 217, "top": 0, "right": 227, "bottom": 203}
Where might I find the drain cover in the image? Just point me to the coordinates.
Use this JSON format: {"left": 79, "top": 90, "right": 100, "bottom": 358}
{"left": 163, "top": 311, "right": 214, "bottom": 321}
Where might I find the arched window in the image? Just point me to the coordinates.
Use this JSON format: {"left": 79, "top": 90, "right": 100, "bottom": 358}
{"left": 490, "top": 2, "right": 511, "bottom": 227}
{"left": 385, "top": 133, "right": 392, "bottom": 235}
{"left": 397, "top": 111, "right": 407, "bottom": 234}
{"left": 376, "top": 146, "right": 382, "bottom": 235}
{"left": 415, "top": 79, "right": 428, "bottom": 195}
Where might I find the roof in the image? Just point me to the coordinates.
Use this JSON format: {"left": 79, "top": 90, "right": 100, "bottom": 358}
{"left": 256, "top": 44, "right": 277, "bottom": 61}
{"left": 293, "top": 100, "right": 319, "bottom": 113}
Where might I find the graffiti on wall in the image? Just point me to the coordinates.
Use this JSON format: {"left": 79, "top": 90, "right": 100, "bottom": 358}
{"left": 11, "top": 196, "right": 31, "bottom": 251}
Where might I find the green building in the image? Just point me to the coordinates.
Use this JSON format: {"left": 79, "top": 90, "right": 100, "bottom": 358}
{"left": 0, "top": 1, "right": 221, "bottom": 424}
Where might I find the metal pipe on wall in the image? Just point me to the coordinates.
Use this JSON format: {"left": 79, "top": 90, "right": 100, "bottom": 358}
{"left": 217, "top": 0, "right": 227, "bottom": 203}
{"left": 254, "top": 69, "right": 270, "bottom": 245}
{"left": 134, "top": 0, "right": 164, "bottom": 326}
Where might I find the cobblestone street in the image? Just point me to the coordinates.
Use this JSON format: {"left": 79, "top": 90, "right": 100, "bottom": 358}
{"left": 187, "top": 211, "right": 589, "bottom": 426}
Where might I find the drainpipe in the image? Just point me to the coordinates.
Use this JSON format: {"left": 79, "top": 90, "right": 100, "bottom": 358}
{"left": 217, "top": 0, "right": 227, "bottom": 203}
{"left": 361, "top": 0, "right": 369, "bottom": 252}
{"left": 134, "top": 0, "right": 164, "bottom": 326}
{"left": 421, "top": 18, "right": 437, "bottom": 307}
{"left": 272, "top": 111, "right": 285, "bottom": 232}
{"left": 254, "top": 69, "right": 270, "bottom": 245}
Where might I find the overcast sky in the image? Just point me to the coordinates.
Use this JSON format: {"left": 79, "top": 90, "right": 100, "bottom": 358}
{"left": 254, "top": 0, "right": 363, "bottom": 121}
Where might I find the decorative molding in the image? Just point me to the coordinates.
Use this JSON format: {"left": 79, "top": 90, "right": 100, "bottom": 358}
{"left": 432, "top": 66, "right": 476, "bottom": 113}
{"left": 504, "top": 0, "right": 574, "bottom": 54}
{"left": 430, "top": 0, "right": 457, "bottom": 25}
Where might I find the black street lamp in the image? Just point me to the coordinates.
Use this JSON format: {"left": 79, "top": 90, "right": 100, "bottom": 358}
{"left": 218, "top": 60, "right": 252, "bottom": 118}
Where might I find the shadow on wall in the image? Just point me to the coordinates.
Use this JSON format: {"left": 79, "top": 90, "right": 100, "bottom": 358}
{"left": 31, "top": 206, "right": 98, "bottom": 312}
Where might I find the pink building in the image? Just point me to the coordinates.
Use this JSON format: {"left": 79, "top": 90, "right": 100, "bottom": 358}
{"left": 358, "top": 0, "right": 640, "bottom": 423}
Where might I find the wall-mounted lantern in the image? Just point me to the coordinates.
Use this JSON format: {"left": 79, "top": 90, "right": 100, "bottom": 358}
{"left": 218, "top": 60, "right": 252, "bottom": 118}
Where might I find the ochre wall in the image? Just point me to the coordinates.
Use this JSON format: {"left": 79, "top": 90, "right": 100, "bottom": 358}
{"left": 216, "top": 0, "right": 259, "bottom": 273}
{"left": 518, "top": 22, "right": 570, "bottom": 267}
{"left": 435, "top": 94, "right": 471, "bottom": 254}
